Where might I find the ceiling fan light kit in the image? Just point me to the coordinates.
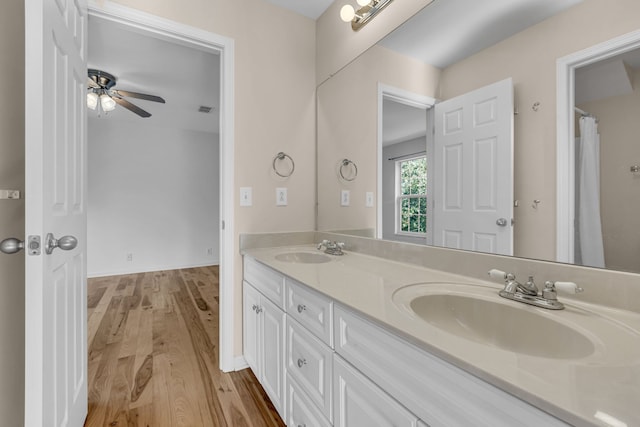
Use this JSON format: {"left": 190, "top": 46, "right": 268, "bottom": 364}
{"left": 86, "top": 68, "right": 165, "bottom": 117}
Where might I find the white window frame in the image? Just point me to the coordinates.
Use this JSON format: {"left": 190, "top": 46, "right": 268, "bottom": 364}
{"left": 395, "top": 155, "right": 428, "bottom": 237}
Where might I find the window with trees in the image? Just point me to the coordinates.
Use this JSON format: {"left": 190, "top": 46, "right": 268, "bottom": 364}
{"left": 397, "top": 156, "right": 427, "bottom": 235}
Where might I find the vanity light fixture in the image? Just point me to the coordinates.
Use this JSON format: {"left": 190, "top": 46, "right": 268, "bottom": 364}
{"left": 340, "top": 0, "right": 394, "bottom": 31}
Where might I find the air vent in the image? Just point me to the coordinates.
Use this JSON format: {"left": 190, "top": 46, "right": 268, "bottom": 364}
{"left": 198, "top": 105, "right": 213, "bottom": 113}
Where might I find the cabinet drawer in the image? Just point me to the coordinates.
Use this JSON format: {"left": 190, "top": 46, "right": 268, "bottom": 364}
{"left": 286, "top": 374, "right": 332, "bottom": 427}
{"left": 333, "top": 355, "right": 420, "bottom": 427}
{"left": 287, "top": 317, "right": 333, "bottom": 420}
{"left": 244, "top": 256, "right": 285, "bottom": 309}
{"left": 334, "top": 305, "right": 568, "bottom": 427}
{"left": 286, "top": 278, "right": 333, "bottom": 346}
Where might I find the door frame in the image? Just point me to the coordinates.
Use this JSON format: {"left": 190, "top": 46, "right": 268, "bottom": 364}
{"left": 87, "top": 1, "right": 236, "bottom": 371}
{"left": 556, "top": 29, "right": 640, "bottom": 264}
{"left": 377, "top": 84, "right": 435, "bottom": 240}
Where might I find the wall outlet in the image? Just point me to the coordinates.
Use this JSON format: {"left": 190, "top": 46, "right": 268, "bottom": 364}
{"left": 240, "top": 187, "right": 252, "bottom": 206}
{"left": 366, "top": 192, "right": 374, "bottom": 207}
{"left": 206, "top": 248, "right": 213, "bottom": 256}
{"left": 126, "top": 253, "right": 133, "bottom": 262}
{"left": 341, "top": 190, "right": 350, "bottom": 206}
{"left": 276, "top": 187, "right": 288, "bottom": 206}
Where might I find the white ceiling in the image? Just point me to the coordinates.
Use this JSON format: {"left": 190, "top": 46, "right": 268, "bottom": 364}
{"left": 264, "top": 0, "right": 334, "bottom": 19}
{"left": 88, "top": 16, "right": 220, "bottom": 134}
{"left": 383, "top": 99, "right": 427, "bottom": 146}
{"left": 379, "top": 0, "right": 583, "bottom": 69}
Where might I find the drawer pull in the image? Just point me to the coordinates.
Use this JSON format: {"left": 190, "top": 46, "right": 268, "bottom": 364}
{"left": 297, "top": 304, "right": 306, "bottom": 313}
{"left": 297, "top": 358, "right": 307, "bottom": 368}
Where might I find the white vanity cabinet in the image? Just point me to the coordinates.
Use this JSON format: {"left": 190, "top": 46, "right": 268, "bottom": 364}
{"left": 243, "top": 282, "right": 286, "bottom": 417}
{"left": 243, "top": 256, "right": 287, "bottom": 418}
{"left": 333, "top": 355, "right": 421, "bottom": 427}
{"left": 333, "top": 305, "right": 569, "bottom": 427}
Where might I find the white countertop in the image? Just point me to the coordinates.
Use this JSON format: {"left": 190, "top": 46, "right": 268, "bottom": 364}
{"left": 243, "top": 244, "right": 640, "bottom": 427}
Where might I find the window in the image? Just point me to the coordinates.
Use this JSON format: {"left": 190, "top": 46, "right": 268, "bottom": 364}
{"left": 396, "top": 156, "right": 427, "bottom": 235}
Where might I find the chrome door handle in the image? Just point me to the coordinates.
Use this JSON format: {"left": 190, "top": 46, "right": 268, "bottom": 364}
{"left": 496, "top": 218, "right": 508, "bottom": 227}
{"left": 45, "top": 233, "right": 78, "bottom": 255}
{"left": 0, "top": 238, "right": 24, "bottom": 254}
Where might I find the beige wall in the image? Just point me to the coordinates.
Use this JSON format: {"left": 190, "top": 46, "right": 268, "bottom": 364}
{"left": 0, "top": 0, "right": 25, "bottom": 424}
{"left": 104, "top": 0, "right": 317, "bottom": 357}
{"left": 578, "top": 69, "right": 640, "bottom": 272}
{"left": 439, "top": 0, "right": 640, "bottom": 261}
{"left": 316, "top": 0, "right": 434, "bottom": 85}
{"left": 317, "top": 45, "right": 440, "bottom": 231}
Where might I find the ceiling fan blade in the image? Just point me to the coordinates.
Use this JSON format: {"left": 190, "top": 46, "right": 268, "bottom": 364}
{"left": 87, "top": 77, "right": 100, "bottom": 89}
{"left": 111, "top": 96, "right": 152, "bottom": 118}
{"left": 112, "top": 90, "right": 166, "bottom": 103}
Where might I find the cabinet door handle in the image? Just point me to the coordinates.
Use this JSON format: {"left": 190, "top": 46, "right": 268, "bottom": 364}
{"left": 297, "top": 358, "right": 306, "bottom": 368}
{"left": 256, "top": 306, "right": 263, "bottom": 314}
{"left": 297, "top": 304, "right": 306, "bottom": 313}
{"left": 252, "top": 304, "right": 257, "bottom": 312}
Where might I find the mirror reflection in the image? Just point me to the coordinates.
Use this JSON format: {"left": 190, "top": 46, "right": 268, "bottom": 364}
{"left": 316, "top": 0, "right": 640, "bottom": 273}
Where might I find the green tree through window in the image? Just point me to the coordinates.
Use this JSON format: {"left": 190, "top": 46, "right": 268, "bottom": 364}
{"left": 397, "top": 156, "right": 427, "bottom": 234}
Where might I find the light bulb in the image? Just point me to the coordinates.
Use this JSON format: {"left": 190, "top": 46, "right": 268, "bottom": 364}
{"left": 356, "top": 0, "right": 370, "bottom": 7}
{"left": 340, "top": 4, "right": 356, "bottom": 22}
{"left": 86, "top": 92, "right": 98, "bottom": 110}
{"left": 100, "top": 94, "right": 116, "bottom": 112}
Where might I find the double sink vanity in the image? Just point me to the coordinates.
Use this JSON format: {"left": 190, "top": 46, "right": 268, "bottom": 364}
{"left": 241, "top": 233, "right": 640, "bottom": 427}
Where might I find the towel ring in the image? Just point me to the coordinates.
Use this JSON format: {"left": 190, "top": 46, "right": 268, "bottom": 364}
{"left": 339, "top": 159, "right": 358, "bottom": 181}
{"left": 273, "top": 152, "right": 295, "bottom": 178}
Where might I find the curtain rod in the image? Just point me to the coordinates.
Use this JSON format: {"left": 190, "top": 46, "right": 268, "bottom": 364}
{"left": 387, "top": 151, "right": 426, "bottom": 161}
{"left": 575, "top": 107, "right": 591, "bottom": 117}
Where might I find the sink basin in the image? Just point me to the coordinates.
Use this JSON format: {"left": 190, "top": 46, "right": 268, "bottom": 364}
{"left": 410, "top": 293, "right": 594, "bottom": 359}
{"left": 274, "top": 252, "right": 332, "bottom": 264}
{"left": 393, "top": 283, "right": 598, "bottom": 359}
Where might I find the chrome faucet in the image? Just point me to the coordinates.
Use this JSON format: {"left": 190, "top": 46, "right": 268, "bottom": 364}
{"left": 488, "top": 269, "right": 584, "bottom": 310}
{"left": 317, "top": 240, "right": 345, "bottom": 256}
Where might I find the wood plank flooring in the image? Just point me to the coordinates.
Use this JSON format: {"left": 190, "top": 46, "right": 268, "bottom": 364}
{"left": 86, "top": 266, "right": 286, "bottom": 427}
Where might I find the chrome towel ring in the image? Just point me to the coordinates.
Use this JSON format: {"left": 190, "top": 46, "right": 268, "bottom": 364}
{"left": 339, "top": 159, "right": 358, "bottom": 181}
{"left": 273, "top": 152, "right": 295, "bottom": 177}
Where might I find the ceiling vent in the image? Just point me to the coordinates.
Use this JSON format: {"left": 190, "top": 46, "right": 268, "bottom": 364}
{"left": 198, "top": 105, "right": 213, "bottom": 113}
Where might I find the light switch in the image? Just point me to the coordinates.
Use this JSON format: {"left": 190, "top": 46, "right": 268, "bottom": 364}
{"left": 366, "top": 192, "right": 374, "bottom": 207}
{"left": 276, "top": 187, "right": 288, "bottom": 206}
{"left": 341, "top": 190, "right": 350, "bottom": 206}
{"left": 240, "top": 187, "right": 252, "bottom": 206}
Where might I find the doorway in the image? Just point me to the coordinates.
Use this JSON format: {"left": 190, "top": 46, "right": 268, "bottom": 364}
{"left": 87, "top": 3, "right": 235, "bottom": 372}
{"left": 556, "top": 29, "right": 640, "bottom": 269}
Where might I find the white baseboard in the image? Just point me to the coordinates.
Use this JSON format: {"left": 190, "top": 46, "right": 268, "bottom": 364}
{"left": 88, "top": 260, "right": 219, "bottom": 278}
{"left": 233, "top": 355, "right": 248, "bottom": 371}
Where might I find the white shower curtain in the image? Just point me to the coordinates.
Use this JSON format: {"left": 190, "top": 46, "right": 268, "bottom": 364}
{"left": 577, "top": 116, "right": 605, "bottom": 268}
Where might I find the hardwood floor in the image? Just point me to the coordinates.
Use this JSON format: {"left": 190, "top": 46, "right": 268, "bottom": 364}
{"left": 86, "top": 266, "right": 286, "bottom": 427}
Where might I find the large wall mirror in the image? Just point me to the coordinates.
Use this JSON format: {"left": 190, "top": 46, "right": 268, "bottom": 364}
{"left": 317, "top": 0, "right": 640, "bottom": 274}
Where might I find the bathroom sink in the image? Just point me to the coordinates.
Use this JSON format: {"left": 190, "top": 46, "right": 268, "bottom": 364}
{"left": 393, "top": 283, "right": 597, "bottom": 359}
{"left": 274, "top": 251, "right": 332, "bottom": 264}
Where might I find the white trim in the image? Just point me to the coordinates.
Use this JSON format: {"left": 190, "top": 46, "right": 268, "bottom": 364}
{"left": 556, "top": 29, "right": 640, "bottom": 263}
{"left": 234, "top": 355, "right": 249, "bottom": 371}
{"left": 87, "top": 1, "right": 236, "bottom": 372}
{"left": 377, "top": 83, "right": 435, "bottom": 240}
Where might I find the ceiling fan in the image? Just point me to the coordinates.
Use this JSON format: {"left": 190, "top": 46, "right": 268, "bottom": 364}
{"left": 87, "top": 69, "right": 165, "bottom": 118}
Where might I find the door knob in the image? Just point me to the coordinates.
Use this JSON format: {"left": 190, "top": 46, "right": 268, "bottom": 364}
{"left": 45, "top": 233, "right": 78, "bottom": 254}
{"left": 0, "top": 238, "right": 24, "bottom": 254}
{"left": 496, "top": 218, "right": 508, "bottom": 227}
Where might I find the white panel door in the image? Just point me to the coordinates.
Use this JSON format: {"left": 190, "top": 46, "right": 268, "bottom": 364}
{"left": 433, "top": 78, "right": 513, "bottom": 255}
{"left": 25, "top": 0, "right": 88, "bottom": 425}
